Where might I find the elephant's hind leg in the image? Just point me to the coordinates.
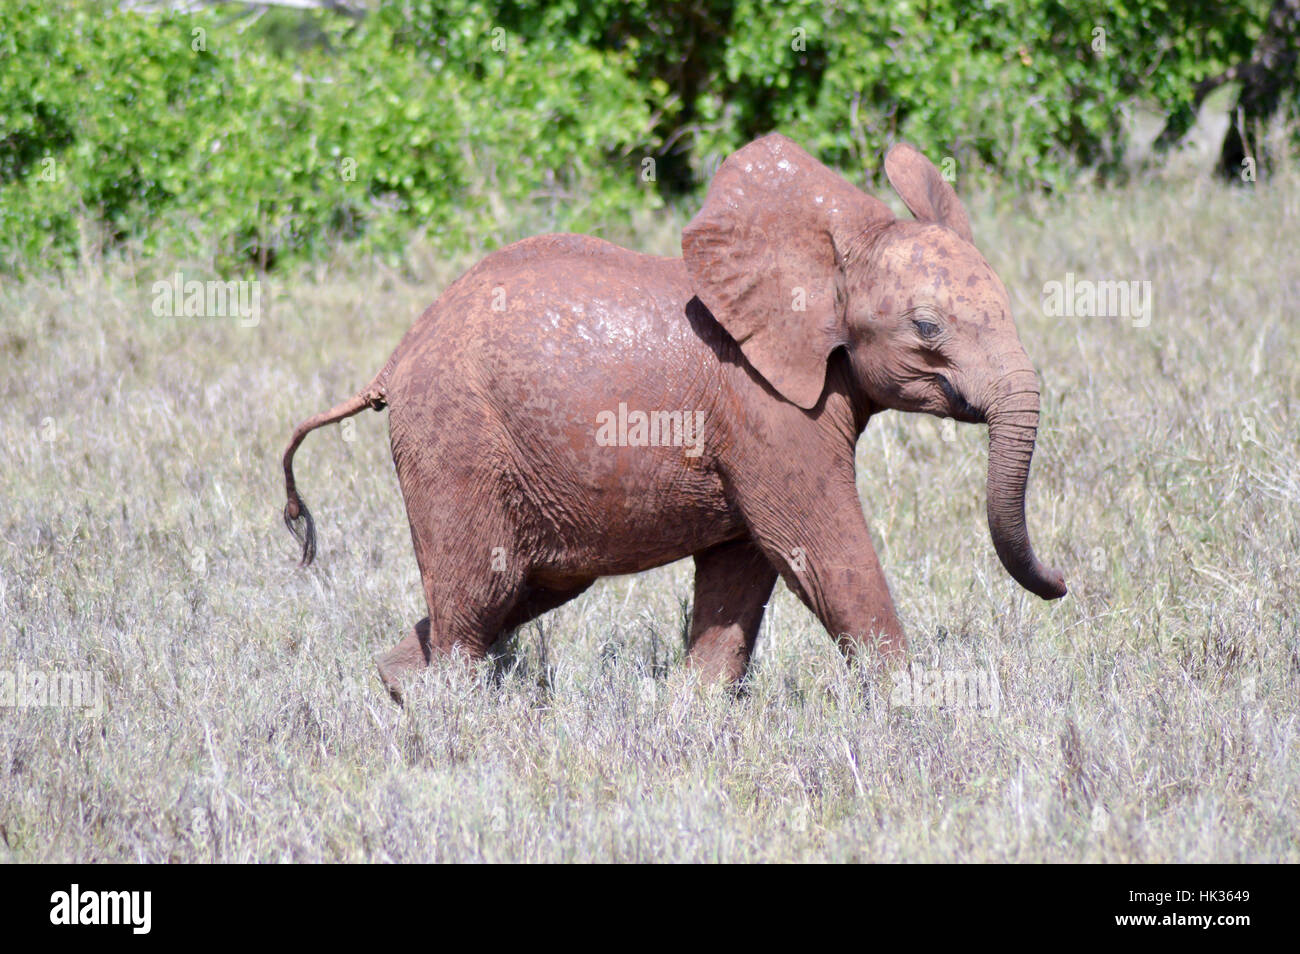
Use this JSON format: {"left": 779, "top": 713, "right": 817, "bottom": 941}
{"left": 686, "top": 538, "right": 779, "bottom": 683}
{"left": 377, "top": 579, "right": 591, "bottom": 704}
{"left": 377, "top": 617, "right": 432, "bottom": 704}
{"left": 377, "top": 574, "right": 527, "bottom": 704}
{"left": 378, "top": 488, "right": 531, "bottom": 703}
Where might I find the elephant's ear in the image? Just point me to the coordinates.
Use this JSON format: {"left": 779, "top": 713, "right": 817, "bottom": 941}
{"left": 883, "top": 142, "right": 974, "bottom": 244}
{"left": 682, "top": 134, "right": 890, "bottom": 410}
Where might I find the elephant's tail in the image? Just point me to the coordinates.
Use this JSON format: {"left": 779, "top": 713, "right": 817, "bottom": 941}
{"left": 282, "top": 370, "right": 389, "bottom": 567}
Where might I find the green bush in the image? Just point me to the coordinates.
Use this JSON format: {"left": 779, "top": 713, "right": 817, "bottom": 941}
{"left": 490, "top": 0, "right": 1269, "bottom": 191}
{"left": 707, "top": 0, "right": 1267, "bottom": 190}
{"left": 0, "top": 0, "right": 1283, "bottom": 273}
{"left": 0, "top": 0, "right": 657, "bottom": 272}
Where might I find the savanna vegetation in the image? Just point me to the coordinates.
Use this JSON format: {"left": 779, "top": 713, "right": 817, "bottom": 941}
{"left": 0, "top": 1, "right": 1296, "bottom": 862}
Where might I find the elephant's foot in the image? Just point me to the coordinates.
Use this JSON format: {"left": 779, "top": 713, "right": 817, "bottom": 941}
{"left": 376, "top": 618, "right": 432, "bottom": 705}
{"left": 685, "top": 625, "right": 757, "bottom": 684}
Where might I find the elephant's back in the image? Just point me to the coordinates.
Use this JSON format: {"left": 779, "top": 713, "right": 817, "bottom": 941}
{"left": 384, "top": 233, "right": 704, "bottom": 412}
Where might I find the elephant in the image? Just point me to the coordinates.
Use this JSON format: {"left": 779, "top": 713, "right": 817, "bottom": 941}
{"left": 281, "top": 134, "right": 1067, "bottom": 703}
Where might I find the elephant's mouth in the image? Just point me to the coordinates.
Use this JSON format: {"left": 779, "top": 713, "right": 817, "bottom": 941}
{"left": 935, "top": 374, "right": 984, "bottom": 424}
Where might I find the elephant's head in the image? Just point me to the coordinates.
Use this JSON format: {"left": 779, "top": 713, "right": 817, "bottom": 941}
{"left": 682, "top": 134, "right": 1067, "bottom": 600}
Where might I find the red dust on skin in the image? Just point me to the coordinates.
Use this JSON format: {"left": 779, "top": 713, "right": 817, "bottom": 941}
{"left": 280, "top": 133, "right": 1067, "bottom": 705}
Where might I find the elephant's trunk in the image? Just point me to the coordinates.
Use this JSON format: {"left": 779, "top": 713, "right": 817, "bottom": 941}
{"left": 984, "top": 370, "right": 1067, "bottom": 600}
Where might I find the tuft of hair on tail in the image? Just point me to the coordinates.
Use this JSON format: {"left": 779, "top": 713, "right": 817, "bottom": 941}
{"left": 281, "top": 372, "right": 387, "bottom": 567}
{"left": 283, "top": 493, "right": 317, "bottom": 567}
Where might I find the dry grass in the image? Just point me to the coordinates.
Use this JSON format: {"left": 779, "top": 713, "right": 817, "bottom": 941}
{"left": 1, "top": 161, "right": 1297, "bottom": 862}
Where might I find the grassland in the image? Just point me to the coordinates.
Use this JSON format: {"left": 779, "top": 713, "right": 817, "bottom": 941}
{"left": 1, "top": 156, "right": 1297, "bottom": 862}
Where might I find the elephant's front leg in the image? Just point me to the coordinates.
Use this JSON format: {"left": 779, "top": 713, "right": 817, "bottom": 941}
{"left": 730, "top": 462, "right": 906, "bottom": 667}
{"left": 687, "top": 538, "right": 779, "bottom": 683}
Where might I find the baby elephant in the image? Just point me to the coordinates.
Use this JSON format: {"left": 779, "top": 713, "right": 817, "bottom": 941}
{"left": 282, "top": 134, "right": 1066, "bottom": 703}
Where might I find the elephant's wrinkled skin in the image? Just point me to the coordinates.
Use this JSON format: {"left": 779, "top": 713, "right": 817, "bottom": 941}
{"left": 282, "top": 134, "right": 1067, "bottom": 703}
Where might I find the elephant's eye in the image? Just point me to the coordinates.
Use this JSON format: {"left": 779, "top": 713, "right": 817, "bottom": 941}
{"left": 913, "top": 319, "right": 941, "bottom": 340}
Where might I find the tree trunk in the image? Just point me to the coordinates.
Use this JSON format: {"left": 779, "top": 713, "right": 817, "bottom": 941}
{"left": 1157, "top": 0, "right": 1300, "bottom": 181}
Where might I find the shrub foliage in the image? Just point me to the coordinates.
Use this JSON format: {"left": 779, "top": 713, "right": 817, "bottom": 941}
{"left": 0, "top": 0, "right": 1287, "bottom": 271}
